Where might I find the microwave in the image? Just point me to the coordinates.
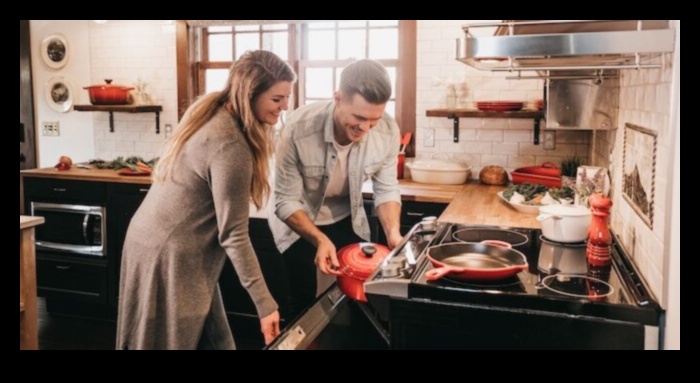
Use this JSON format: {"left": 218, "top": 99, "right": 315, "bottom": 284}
{"left": 30, "top": 202, "right": 106, "bottom": 257}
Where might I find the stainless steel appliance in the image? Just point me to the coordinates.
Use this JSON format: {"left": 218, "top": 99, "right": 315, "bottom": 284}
{"left": 364, "top": 222, "right": 662, "bottom": 350}
{"left": 30, "top": 202, "right": 107, "bottom": 257}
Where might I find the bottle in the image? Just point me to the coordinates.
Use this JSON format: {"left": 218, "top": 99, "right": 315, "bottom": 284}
{"left": 587, "top": 193, "right": 613, "bottom": 269}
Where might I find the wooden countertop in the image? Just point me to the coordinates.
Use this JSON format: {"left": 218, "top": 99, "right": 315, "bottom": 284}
{"left": 362, "top": 179, "right": 463, "bottom": 204}
{"left": 20, "top": 216, "right": 44, "bottom": 230}
{"left": 20, "top": 167, "right": 153, "bottom": 185}
{"left": 439, "top": 182, "right": 540, "bottom": 229}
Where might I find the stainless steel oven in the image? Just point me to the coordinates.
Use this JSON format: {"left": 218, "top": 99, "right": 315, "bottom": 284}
{"left": 30, "top": 202, "right": 106, "bottom": 257}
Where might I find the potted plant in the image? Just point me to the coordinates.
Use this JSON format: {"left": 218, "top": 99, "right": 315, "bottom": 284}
{"left": 560, "top": 156, "right": 583, "bottom": 188}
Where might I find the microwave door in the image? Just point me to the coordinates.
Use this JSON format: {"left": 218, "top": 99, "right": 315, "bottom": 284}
{"left": 31, "top": 202, "right": 106, "bottom": 257}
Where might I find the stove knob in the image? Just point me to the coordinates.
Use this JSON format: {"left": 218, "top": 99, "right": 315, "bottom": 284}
{"left": 381, "top": 264, "right": 401, "bottom": 278}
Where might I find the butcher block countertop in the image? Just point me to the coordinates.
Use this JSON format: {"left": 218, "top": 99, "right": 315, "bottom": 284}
{"left": 363, "top": 180, "right": 540, "bottom": 229}
{"left": 20, "top": 216, "right": 45, "bottom": 230}
{"left": 20, "top": 167, "right": 152, "bottom": 185}
{"left": 362, "top": 179, "right": 463, "bottom": 204}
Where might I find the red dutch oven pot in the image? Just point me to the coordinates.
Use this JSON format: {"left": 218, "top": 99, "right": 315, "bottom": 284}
{"left": 84, "top": 79, "right": 134, "bottom": 105}
{"left": 337, "top": 243, "right": 391, "bottom": 302}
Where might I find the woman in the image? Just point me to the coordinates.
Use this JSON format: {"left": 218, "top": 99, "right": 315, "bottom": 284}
{"left": 116, "top": 50, "right": 296, "bottom": 350}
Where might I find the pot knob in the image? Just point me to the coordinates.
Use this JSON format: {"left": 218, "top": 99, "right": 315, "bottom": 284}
{"left": 361, "top": 245, "right": 377, "bottom": 258}
{"left": 105, "top": 79, "right": 113, "bottom": 85}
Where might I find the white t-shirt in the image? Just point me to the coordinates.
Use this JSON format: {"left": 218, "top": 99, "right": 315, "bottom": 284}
{"left": 315, "top": 140, "right": 353, "bottom": 225}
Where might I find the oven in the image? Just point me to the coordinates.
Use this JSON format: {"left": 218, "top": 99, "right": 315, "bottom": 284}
{"left": 30, "top": 202, "right": 106, "bottom": 257}
{"left": 364, "top": 223, "right": 663, "bottom": 350}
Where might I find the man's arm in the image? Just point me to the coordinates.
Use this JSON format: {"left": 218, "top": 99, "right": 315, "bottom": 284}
{"left": 376, "top": 201, "right": 403, "bottom": 248}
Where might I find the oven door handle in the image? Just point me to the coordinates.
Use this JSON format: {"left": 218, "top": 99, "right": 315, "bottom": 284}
{"left": 83, "top": 214, "right": 90, "bottom": 245}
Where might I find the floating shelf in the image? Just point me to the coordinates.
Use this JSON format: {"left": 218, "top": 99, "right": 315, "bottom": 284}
{"left": 426, "top": 109, "right": 544, "bottom": 144}
{"left": 74, "top": 105, "right": 163, "bottom": 134}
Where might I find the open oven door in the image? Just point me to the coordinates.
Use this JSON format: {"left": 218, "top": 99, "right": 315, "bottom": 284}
{"left": 266, "top": 284, "right": 389, "bottom": 350}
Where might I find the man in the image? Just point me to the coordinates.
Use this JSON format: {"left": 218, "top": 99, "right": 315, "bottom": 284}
{"left": 269, "top": 59, "right": 402, "bottom": 316}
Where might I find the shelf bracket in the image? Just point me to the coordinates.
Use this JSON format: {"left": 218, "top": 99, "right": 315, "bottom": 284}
{"left": 449, "top": 114, "right": 459, "bottom": 143}
{"left": 108, "top": 112, "right": 115, "bottom": 133}
{"left": 533, "top": 113, "right": 542, "bottom": 145}
{"left": 155, "top": 111, "right": 161, "bottom": 135}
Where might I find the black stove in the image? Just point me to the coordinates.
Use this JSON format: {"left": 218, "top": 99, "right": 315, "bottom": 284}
{"left": 365, "top": 222, "right": 663, "bottom": 349}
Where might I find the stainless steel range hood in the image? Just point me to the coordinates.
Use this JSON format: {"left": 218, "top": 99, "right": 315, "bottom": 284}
{"left": 456, "top": 20, "right": 675, "bottom": 72}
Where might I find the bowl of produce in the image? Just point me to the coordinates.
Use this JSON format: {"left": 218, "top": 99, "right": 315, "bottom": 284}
{"left": 498, "top": 183, "right": 574, "bottom": 215}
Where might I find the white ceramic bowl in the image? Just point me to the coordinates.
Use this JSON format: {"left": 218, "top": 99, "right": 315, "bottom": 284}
{"left": 497, "top": 191, "right": 540, "bottom": 214}
{"left": 406, "top": 159, "right": 471, "bottom": 185}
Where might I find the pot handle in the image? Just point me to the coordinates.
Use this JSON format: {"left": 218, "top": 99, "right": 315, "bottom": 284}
{"left": 481, "top": 240, "right": 512, "bottom": 249}
{"left": 425, "top": 265, "right": 461, "bottom": 281}
{"left": 536, "top": 213, "right": 561, "bottom": 222}
{"left": 541, "top": 161, "right": 558, "bottom": 169}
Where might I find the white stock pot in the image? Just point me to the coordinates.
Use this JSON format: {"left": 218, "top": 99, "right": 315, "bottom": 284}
{"left": 537, "top": 204, "right": 591, "bottom": 243}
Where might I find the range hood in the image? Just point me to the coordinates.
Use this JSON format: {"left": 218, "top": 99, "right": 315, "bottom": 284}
{"left": 456, "top": 20, "right": 675, "bottom": 73}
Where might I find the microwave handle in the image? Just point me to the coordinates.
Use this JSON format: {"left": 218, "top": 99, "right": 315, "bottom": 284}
{"left": 83, "top": 214, "right": 90, "bottom": 245}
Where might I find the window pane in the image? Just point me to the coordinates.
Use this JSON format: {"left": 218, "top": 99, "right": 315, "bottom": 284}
{"left": 369, "top": 20, "right": 398, "bottom": 27}
{"left": 338, "top": 30, "right": 366, "bottom": 60}
{"left": 205, "top": 69, "right": 230, "bottom": 93}
{"left": 385, "top": 101, "right": 395, "bottom": 118}
{"left": 235, "top": 33, "right": 260, "bottom": 59}
{"left": 309, "top": 21, "right": 335, "bottom": 29}
{"left": 335, "top": 67, "right": 344, "bottom": 90}
{"left": 338, "top": 20, "right": 366, "bottom": 28}
{"left": 263, "top": 32, "right": 289, "bottom": 60}
{"left": 386, "top": 67, "right": 397, "bottom": 99}
{"left": 235, "top": 25, "right": 259, "bottom": 32}
{"left": 308, "top": 31, "right": 336, "bottom": 60}
{"left": 263, "top": 23, "right": 287, "bottom": 31}
{"left": 305, "top": 68, "right": 333, "bottom": 99}
{"left": 208, "top": 34, "right": 232, "bottom": 61}
{"left": 369, "top": 29, "right": 398, "bottom": 59}
{"left": 208, "top": 26, "right": 232, "bottom": 33}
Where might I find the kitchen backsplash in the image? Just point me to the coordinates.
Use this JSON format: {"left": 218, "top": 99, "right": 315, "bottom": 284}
{"left": 89, "top": 20, "right": 177, "bottom": 161}
{"left": 594, "top": 51, "right": 676, "bottom": 304}
{"left": 414, "top": 20, "right": 591, "bottom": 176}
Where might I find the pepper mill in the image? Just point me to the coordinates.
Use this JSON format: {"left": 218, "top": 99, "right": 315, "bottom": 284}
{"left": 587, "top": 193, "right": 613, "bottom": 268}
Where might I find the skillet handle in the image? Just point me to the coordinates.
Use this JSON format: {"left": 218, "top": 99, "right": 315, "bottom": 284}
{"left": 425, "top": 266, "right": 458, "bottom": 281}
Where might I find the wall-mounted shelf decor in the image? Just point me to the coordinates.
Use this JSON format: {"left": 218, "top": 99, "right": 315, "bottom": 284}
{"left": 425, "top": 109, "right": 544, "bottom": 144}
{"left": 73, "top": 105, "right": 163, "bottom": 134}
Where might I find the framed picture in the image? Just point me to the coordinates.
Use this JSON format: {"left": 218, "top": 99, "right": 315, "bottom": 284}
{"left": 40, "top": 34, "right": 69, "bottom": 69}
{"left": 622, "top": 123, "right": 658, "bottom": 229}
{"left": 45, "top": 77, "right": 74, "bottom": 113}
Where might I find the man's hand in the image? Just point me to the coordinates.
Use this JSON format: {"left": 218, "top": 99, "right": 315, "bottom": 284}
{"left": 315, "top": 237, "right": 342, "bottom": 276}
{"left": 260, "top": 310, "right": 281, "bottom": 346}
{"left": 387, "top": 231, "right": 404, "bottom": 249}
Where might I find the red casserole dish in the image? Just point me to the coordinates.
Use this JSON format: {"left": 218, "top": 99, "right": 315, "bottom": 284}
{"left": 511, "top": 162, "right": 562, "bottom": 188}
{"left": 84, "top": 79, "right": 133, "bottom": 105}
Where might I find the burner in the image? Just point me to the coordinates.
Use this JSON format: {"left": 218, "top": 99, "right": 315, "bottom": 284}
{"left": 540, "top": 274, "right": 614, "bottom": 300}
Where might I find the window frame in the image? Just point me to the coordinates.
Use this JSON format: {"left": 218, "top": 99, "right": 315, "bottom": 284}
{"left": 176, "top": 20, "right": 416, "bottom": 156}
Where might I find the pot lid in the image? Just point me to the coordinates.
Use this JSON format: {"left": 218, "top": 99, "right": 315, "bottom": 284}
{"left": 539, "top": 204, "right": 591, "bottom": 217}
{"left": 337, "top": 243, "right": 391, "bottom": 280}
{"left": 408, "top": 159, "right": 470, "bottom": 172}
{"left": 84, "top": 79, "right": 134, "bottom": 90}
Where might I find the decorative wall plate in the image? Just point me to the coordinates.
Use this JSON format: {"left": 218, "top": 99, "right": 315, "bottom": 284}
{"left": 45, "top": 77, "right": 74, "bottom": 113}
{"left": 40, "top": 33, "right": 69, "bottom": 69}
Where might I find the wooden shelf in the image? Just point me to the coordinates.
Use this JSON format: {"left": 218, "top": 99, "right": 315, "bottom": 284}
{"left": 426, "top": 108, "right": 542, "bottom": 119}
{"left": 74, "top": 104, "right": 163, "bottom": 134}
{"left": 426, "top": 108, "right": 544, "bottom": 144}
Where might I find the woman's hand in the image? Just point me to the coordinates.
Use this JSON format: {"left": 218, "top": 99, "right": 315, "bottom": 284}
{"left": 315, "top": 237, "right": 342, "bottom": 276}
{"left": 260, "top": 310, "right": 281, "bottom": 346}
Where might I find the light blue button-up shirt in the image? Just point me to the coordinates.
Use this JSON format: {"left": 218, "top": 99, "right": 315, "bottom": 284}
{"left": 268, "top": 101, "right": 402, "bottom": 253}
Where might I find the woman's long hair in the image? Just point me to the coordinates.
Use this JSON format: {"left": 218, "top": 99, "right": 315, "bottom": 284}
{"left": 155, "top": 50, "right": 296, "bottom": 209}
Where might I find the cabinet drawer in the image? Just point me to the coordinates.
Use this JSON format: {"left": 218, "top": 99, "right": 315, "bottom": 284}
{"left": 112, "top": 183, "right": 151, "bottom": 196}
{"left": 401, "top": 201, "right": 448, "bottom": 225}
{"left": 37, "top": 258, "right": 108, "bottom": 305}
{"left": 24, "top": 177, "right": 106, "bottom": 203}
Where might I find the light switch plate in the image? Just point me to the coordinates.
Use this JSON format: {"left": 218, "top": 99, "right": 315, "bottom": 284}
{"left": 42, "top": 121, "right": 60, "bottom": 136}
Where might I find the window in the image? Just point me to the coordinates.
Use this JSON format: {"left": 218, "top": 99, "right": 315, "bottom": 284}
{"left": 177, "top": 20, "right": 416, "bottom": 154}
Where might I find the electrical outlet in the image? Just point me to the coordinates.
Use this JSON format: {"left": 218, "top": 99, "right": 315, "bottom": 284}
{"left": 543, "top": 131, "right": 556, "bottom": 150}
{"left": 42, "top": 121, "right": 60, "bottom": 137}
{"left": 164, "top": 123, "right": 173, "bottom": 138}
{"left": 424, "top": 128, "right": 435, "bottom": 148}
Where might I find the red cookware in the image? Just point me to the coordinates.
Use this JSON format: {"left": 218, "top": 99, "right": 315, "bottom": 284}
{"left": 84, "top": 79, "right": 134, "bottom": 105}
{"left": 425, "top": 242, "right": 528, "bottom": 282}
{"left": 337, "top": 243, "right": 391, "bottom": 302}
{"left": 511, "top": 161, "right": 562, "bottom": 188}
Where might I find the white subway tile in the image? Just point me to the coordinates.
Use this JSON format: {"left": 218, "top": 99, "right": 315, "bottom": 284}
{"left": 504, "top": 130, "right": 532, "bottom": 143}
{"left": 492, "top": 142, "right": 519, "bottom": 155}
{"left": 508, "top": 156, "right": 536, "bottom": 169}
{"left": 482, "top": 119, "right": 508, "bottom": 130}
{"left": 476, "top": 129, "right": 503, "bottom": 142}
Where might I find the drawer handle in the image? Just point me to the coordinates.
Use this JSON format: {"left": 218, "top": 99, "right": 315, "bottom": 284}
{"left": 139, "top": 189, "right": 149, "bottom": 194}
{"left": 53, "top": 188, "right": 67, "bottom": 192}
{"left": 55, "top": 265, "right": 72, "bottom": 271}
{"left": 406, "top": 212, "right": 425, "bottom": 217}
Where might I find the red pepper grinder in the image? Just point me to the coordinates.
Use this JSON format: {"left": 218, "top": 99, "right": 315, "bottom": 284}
{"left": 587, "top": 193, "right": 613, "bottom": 268}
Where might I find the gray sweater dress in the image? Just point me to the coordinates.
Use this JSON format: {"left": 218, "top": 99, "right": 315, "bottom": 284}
{"left": 116, "top": 108, "right": 278, "bottom": 350}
